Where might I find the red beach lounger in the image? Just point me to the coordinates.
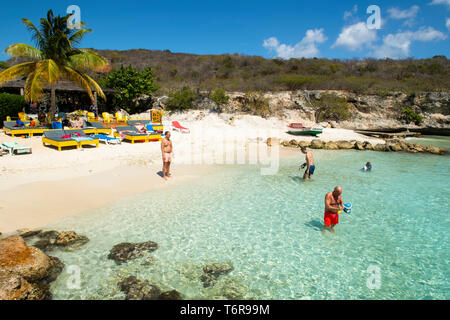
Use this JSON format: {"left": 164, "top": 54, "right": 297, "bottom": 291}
{"left": 172, "top": 121, "right": 190, "bottom": 133}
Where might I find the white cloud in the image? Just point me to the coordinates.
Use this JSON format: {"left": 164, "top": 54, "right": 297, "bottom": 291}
{"left": 387, "top": 5, "right": 420, "bottom": 27}
{"left": 332, "top": 22, "right": 378, "bottom": 51}
{"left": 388, "top": 6, "right": 420, "bottom": 19}
{"left": 446, "top": 18, "right": 450, "bottom": 30}
{"left": 430, "top": 0, "right": 450, "bottom": 8}
{"left": 343, "top": 5, "right": 358, "bottom": 21}
{"left": 263, "top": 29, "right": 327, "bottom": 59}
{"left": 373, "top": 27, "right": 447, "bottom": 59}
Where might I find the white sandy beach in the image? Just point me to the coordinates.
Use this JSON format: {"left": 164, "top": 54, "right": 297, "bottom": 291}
{"left": 0, "top": 111, "right": 384, "bottom": 234}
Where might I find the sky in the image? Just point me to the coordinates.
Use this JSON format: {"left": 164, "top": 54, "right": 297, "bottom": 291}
{"left": 0, "top": 0, "right": 449, "bottom": 61}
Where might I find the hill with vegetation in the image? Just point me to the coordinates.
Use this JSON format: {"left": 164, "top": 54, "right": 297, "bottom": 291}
{"left": 92, "top": 50, "right": 449, "bottom": 96}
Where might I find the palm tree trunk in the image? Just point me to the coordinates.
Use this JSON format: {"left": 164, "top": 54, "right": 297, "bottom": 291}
{"left": 50, "top": 85, "right": 56, "bottom": 121}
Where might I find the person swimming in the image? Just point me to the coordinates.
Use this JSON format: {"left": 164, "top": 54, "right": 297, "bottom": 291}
{"left": 362, "top": 162, "right": 372, "bottom": 171}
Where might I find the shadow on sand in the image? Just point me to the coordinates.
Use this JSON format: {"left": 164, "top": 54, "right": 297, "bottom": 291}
{"left": 290, "top": 176, "right": 304, "bottom": 184}
{"left": 156, "top": 171, "right": 164, "bottom": 178}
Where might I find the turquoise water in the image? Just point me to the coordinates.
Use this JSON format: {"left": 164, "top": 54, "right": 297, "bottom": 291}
{"left": 43, "top": 144, "right": 449, "bottom": 300}
{"left": 406, "top": 135, "right": 450, "bottom": 150}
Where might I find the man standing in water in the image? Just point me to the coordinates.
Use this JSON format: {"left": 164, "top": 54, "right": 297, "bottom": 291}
{"left": 299, "top": 147, "right": 315, "bottom": 180}
{"left": 161, "top": 131, "right": 173, "bottom": 180}
{"left": 323, "top": 186, "right": 344, "bottom": 233}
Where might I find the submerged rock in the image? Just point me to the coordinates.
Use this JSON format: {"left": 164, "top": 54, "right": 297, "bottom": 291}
{"left": 17, "top": 229, "right": 42, "bottom": 238}
{"left": 55, "top": 231, "right": 89, "bottom": 250}
{"left": 159, "top": 290, "right": 183, "bottom": 300}
{"left": 200, "top": 261, "right": 234, "bottom": 288}
{"left": 118, "top": 276, "right": 182, "bottom": 300}
{"left": 118, "top": 276, "right": 161, "bottom": 300}
{"left": 108, "top": 241, "right": 158, "bottom": 264}
{"left": 33, "top": 230, "right": 89, "bottom": 252}
{"left": 0, "top": 272, "right": 49, "bottom": 300}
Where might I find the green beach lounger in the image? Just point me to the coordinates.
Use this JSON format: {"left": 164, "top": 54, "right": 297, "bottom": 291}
{"left": 1, "top": 142, "right": 32, "bottom": 155}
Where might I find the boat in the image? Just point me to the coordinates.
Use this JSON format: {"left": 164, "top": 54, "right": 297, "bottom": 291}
{"left": 287, "top": 123, "right": 323, "bottom": 136}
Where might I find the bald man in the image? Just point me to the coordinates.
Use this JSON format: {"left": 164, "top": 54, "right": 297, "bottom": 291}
{"left": 323, "top": 186, "right": 344, "bottom": 233}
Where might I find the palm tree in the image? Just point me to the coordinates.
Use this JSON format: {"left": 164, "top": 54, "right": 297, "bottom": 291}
{"left": 0, "top": 9, "right": 111, "bottom": 120}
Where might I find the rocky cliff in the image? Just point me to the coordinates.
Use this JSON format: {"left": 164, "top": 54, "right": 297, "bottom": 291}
{"left": 152, "top": 90, "right": 450, "bottom": 134}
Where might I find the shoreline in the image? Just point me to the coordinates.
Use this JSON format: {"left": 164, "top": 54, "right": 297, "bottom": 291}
{"left": 1, "top": 111, "right": 446, "bottom": 235}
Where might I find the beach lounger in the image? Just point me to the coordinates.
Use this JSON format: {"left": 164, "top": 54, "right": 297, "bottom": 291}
{"left": 90, "top": 134, "right": 121, "bottom": 145}
{"left": 83, "top": 121, "right": 112, "bottom": 135}
{"left": 172, "top": 121, "right": 190, "bottom": 133}
{"left": 114, "top": 125, "right": 161, "bottom": 143}
{"left": 42, "top": 129, "right": 99, "bottom": 151}
{"left": 128, "top": 120, "right": 164, "bottom": 131}
{"left": 2, "top": 121, "right": 50, "bottom": 137}
{"left": 1, "top": 142, "right": 32, "bottom": 155}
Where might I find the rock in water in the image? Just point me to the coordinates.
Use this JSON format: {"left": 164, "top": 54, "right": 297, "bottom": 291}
{"left": 0, "top": 272, "right": 49, "bottom": 300}
{"left": 118, "top": 276, "right": 161, "bottom": 300}
{"left": 310, "top": 139, "right": 324, "bottom": 149}
{"left": 108, "top": 241, "right": 158, "bottom": 264}
{"left": 200, "top": 261, "right": 234, "bottom": 287}
{"left": 324, "top": 141, "right": 339, "bottom": 150}
{"left": 337, "top": 141, "right": 355, "bottom": 149}
{"left": 0, "top": 235, "right": 52, "bottom": 282}
{"left": 159, "top": 290, "right": 183, "bottom": 300}
{"left": 55, "top": 231, "right": 89, "bottom": 250}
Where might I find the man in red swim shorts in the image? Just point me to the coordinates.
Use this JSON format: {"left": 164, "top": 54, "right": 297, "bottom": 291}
{"left": 323, "top": 186, "right": 344, "bottom": 233}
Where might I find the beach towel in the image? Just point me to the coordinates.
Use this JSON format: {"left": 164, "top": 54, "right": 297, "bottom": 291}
{"left": 71, "top": 136, "right": 93, "bottom": 142}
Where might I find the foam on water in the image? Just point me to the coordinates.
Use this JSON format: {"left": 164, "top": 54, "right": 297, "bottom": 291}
{"left": 43, "top": 145, "right": 450, "bottom": 300}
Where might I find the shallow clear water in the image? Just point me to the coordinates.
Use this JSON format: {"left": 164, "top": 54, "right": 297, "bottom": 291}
{"left": 43, "top": 144, "right": 450, "bottom": 300}
{"left": 406, "top": 135, "right": 450, "bottom": 150}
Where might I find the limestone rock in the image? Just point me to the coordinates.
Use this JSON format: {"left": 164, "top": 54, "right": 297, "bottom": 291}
{"left": 159, "top": 290, "right": 183, "bottom": 300}
{"left": 363, "top": 142, "right": 374, "bottom": 150}
{"left": 337, "top": 141, "right": 355, "bottom": 149}
{"left": 374, "top": 144, "right": 389, "bottom": 152}
{"left": 289, "top": 140, "right": 298, "bottom": 147}
{"left": 0, "top": 236, "right": 52, "bottom": 282}
{"left": 324, "top": 141, "right": 339, "bottom": 150}
{"left": 298, "top": 141, "right": 311, "bottom": 148}
{"left": 200, "top": 261, "right": 234, "bottom": 288}
{"left": 55, "top": 231, "right": 89, "bottom": 250}
{"left": 118, "top": 276, "right": 161, "bottom": 300}
{"left": 108, "top": 241, "right": 158, "bottom": 264}
{"left": 0, "top": 272, "right": 49, "bottom": 300}
{"left": 355, "top": 141, "right": 365, "bottom": 150}
{"left": 310, "top": 139, "right": 324, "bottom": 149}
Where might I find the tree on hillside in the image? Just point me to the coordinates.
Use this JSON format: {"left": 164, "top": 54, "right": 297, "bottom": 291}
{"left": 0, "top": 9, "right": 110, "bottom": 120}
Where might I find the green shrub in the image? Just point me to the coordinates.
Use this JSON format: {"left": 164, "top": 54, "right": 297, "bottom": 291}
{"left": 278, "top": 75, "right": 317, "bottom": 90}
{"left": 166, "top": 86, "right": 197, "bottom": 111}
{"left": 210, "top": 88, "right": 229, "bottom": 105}
{"left": 401, "top": 107, "right": 423, "bottom": 125}
{"left": 312, "top": 93, "right": 351, "bottom": 122}
{"left": 244, "top": 91, "right": 270, "bottom": 117}
{"left": 0, "top": 93, "right": 27, "bottom": 125}
{"left": 100, "top": 65, "right": 159, "bottom": 114}
{"left": 0, "top": 61, "right": 7, "bottom": 69}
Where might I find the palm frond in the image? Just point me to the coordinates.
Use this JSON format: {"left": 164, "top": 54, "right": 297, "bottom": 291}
{"left": 37, "top": 59, "right": 60, "bottom": 84}
{"left": 24, "top": 69, "right": 47, "bottom": 102}
{"left": 69, "top": 29, "right": 92, "bottom": 45}
{"left": 4, "top": 43, "right": 43, "bottom": 60}
{"left": 82, "top": 73, "right": 107, "bottom": 101}
{"left": 68, "top": 50, "right": 111, "bottom": 72}
{"left": 62, "top": 66, "right": 95, "bottom": 101}
{"left": 0, "top": 62, "right": 36, "bottom": 86}
{"left": 21, "top": 18, "right": 45, "bottom": 49}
